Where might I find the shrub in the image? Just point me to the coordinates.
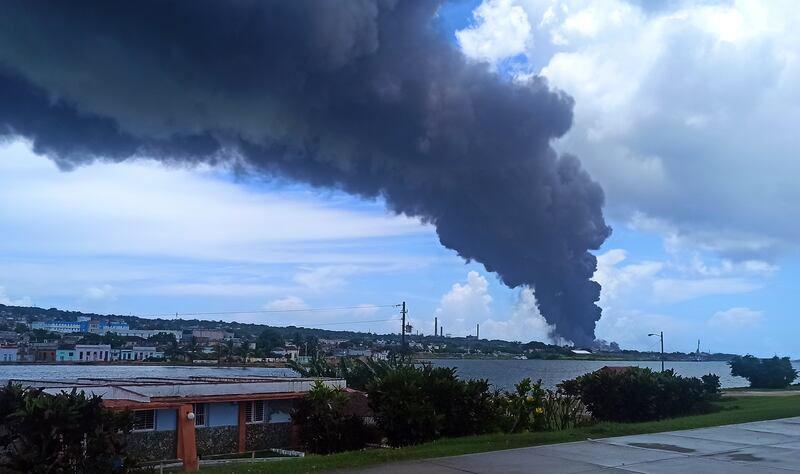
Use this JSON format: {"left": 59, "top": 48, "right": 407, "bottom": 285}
{"left": 730, "top": 355, "right": 798, "bottom": 389}
{"left": 492, "top": 378, "right": 547, "bottom": 433}
{"left": 0, "top": 383, "right": 135, "bottom": 473}
{"left": 561, "top": 367, "right": 720, "bottom": 422}
{"left": 541, "top": 388, "right": 586, "bottom": 431}
{"left": 366, "top": 365, "right": 439, "bottom": 446}
{"left": 291, "top": 381, "right": 367, "bottom": 454}
{"left": 367, "top": 365, "right": 496, "bottom": 446}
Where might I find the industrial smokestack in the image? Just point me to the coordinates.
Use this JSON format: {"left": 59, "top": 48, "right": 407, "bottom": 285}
{"left": 0, "top": 1, "right": 611, "bottom": 345}
{"left": 435, "top": 317, "right": 438, "bottom": 338}
{"left": 477, "top": 323, "right": 480, "bottom": 340}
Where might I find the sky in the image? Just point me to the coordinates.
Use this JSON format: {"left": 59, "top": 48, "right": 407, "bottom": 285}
{"left": 1, "top": 0, "right": 798, "bottom": 357}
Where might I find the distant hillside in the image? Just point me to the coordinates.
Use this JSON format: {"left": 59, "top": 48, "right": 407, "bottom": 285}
{"left": 0, "top": 303, "right": 401, "bottom": 341}
{"left": 0, "top": 303, "right": 739, "bottom": 360}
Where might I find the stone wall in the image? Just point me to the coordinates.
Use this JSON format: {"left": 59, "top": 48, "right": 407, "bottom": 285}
{"left": 195, "top": 425, "right": 239, "bottom": 457}
{"left": 125, "top": 430, "right": 177, "bottom": 461}
{"left": 246, "top": 422, "right": 291, "bottom": 451}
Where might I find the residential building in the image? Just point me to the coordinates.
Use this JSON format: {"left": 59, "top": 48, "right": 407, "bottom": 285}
{"left": 88, "top": 319, "right": 130, "bottom": 334}
{"left": 30, "top": 342, "right": 58, "bottom": 361}
{"left": 31, "top": 320, "right": 88, "bottom": 333}
{"left": 190, "top": 329, "right": 232, "bottom": 342}
{"left": 115, "top": 346, "right": 161, "bottom": 361}
{"left": 56, "top": 345, "right": 77, "bottom": 361}
{"left": 15, "top": 376, "right": 345, "bottom": 472}
{"left": 0, "top": 345, "right": 18, "bottom": 362}
{"left": 30, "top": 319, "right": 131, "bottom": 334}
{"left": 75, "top": 344, "right": 111, "bottom": 362}
{"left": 271, "top": 345, "right": 299, "bottom": 361}
{"left": 104, "top": 328, "right": 183, "bottom": 340}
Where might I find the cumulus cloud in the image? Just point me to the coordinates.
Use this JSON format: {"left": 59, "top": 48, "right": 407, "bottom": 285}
{"left": 434, "top": 271, "right": 493, "bottom": 336}
{"left": 592, "top": 247, "right": 770, "bottom": 348}
{"left": 456, "top": 0, "right": 532, "bottom": 65}
{"left": 481, "top": 287, "right": 556, "bottom": 343}
{"left": 708, "top": 307, "right": 765, "bottom": 329}
{"left": 460, "top": 0, "right": 800, "bottom": 261}
{"left": 594, "top": 248, "right": 763, "bottom": 306}
{"left": 0, "top": 286, "right": 31, "bottom": 307}
{"left": 263, "top": 295, "right": 309, "bottom": 312}
{"left": 83, "top": 284, "right": 117, "bottom": 302}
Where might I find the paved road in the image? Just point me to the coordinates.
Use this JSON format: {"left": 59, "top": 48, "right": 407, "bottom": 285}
{"left": 352, "top": 417, "right": 800, "bottom": 473}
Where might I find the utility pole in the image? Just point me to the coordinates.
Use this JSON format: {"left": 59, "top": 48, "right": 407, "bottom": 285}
{"left": 400, "top": 301, "right": 407, "bottom": 351}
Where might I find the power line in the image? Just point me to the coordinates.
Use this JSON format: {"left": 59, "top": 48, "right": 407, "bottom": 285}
{"left": 141, "top": 303, "right": 400, "bottom": 319}
{"left": 309, "top": 318, "right": 401, "bottom": 327}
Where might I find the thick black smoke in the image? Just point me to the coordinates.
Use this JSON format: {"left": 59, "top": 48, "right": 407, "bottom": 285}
{"left": 0, "top": 1, "right": 611, "bottom": 345}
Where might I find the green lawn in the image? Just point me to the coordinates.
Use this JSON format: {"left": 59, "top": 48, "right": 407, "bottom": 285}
{"left": 201, "top": 396, "right": 800, "bottom": 474}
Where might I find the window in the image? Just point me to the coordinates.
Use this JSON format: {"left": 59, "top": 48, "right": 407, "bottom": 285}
{"left": 132, "top": 410, "right": 155, "bottom": 431}
{"left": 193, "top": 403, "right": 206, "bottom": 427}
{"left": 244, "top": 400, "right": 265, "bottom": 424}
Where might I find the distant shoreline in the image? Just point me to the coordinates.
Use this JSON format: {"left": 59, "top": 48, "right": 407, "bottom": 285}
{"left": 0, "top": 361, "right": 290, "bottom": 368}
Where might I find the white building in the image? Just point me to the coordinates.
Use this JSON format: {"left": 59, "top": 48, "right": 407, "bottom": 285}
{"left": 105, "top": 329, "right": 183, "bottom": 340}
{"left": 116, "top": 346, "right": 161, "bottom": 361}
{"left": 0, "top": 346, "right": 18, "bottom": 362}
{"left": 75, "top": 344, "right": 111, "bottom": 362}
{"left": 271, "top": 346, "right": 299, "bottom": 361}
{"left": 31, "top": 320, "right": 87, "bottom": 333}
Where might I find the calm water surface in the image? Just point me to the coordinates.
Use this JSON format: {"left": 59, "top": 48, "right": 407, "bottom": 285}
{"left": 426, "top": 359, "right": 795, "bottom": 390}
{"left": 4, "top": 360, "right": 798, "bottom": 390}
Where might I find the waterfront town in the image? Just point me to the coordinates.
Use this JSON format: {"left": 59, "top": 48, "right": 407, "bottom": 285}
{"left": 0, "top": 303, "right": 736, "bottom": 366}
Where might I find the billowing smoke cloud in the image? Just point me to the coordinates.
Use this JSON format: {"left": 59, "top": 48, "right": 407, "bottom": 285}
{"left": 0, "top": 1, "right": 610, "bottom": 345}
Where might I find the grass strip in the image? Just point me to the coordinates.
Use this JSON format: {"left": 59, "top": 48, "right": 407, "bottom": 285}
{"left": 200, "top": 396, "right": 800, "bottom": 473}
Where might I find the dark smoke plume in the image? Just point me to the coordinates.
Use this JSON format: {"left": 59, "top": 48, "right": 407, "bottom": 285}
{"left": 0, "top": 1, "right": 611, "bottom": 345}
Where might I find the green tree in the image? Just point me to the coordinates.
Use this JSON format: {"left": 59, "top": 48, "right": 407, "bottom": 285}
{"left": 256, "top": 328, "right": 283, "bottom": 352}
{"left": 730, "top": 355, "right": 798, "bottom": 389}
{"left": 0, "top": 383, "right": 136, "bottom": 473}
{"left": 292, "top": 382, "right": 368, "bottom": 454}
{"left": 146, "top": 332, "right": 177, "bottom": 347}
{"left": 366, "top": 364, "right": 497, "bottom": 446}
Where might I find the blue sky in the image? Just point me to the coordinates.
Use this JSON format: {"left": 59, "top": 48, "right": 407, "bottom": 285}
{"left": 2, "top": 0, "right": 799, "bottom": 357}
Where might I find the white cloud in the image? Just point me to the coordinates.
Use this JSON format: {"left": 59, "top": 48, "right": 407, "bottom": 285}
{"left": 708, "top": 307, "right": 764, "bottom": 329}
{"left": 596, "top": 308, "right": 696, "bottom": 352}
{"left": 434, "top": 271, "right": 493, "bottom": 336}
{"left": 0, "top": 140, "right": 428, "bottom": 264}
{"left": 594, "top": 248, "right": 763, "bottom": 306}
{"left": 461, "top": 0, "right": 800, "bottom": 261}
{"left": 352, "top": 304, "right": 380, "bottom": 318}
{"left": 481, "top": 287, "right": 555, "bottom": 343}
{"left": 263, "top": 295, "right": 309, "bottom": 312}
{"left": 0, "top": 286, "right": 31, "bottom": 307}
{"left": 652, "top": 277, "right": 761, "bottom": 304}
{"left": 84, "top": 284, "right": 117, "bottom": 302}
{"left": 456, "top": 0, "right": 532, "bottom": 65}
{"left": 292, "top": 265, "right": 366, "bottom": 292}
{"left": 594, "top": 249, "right": 663, "bottom": 302}
{"left": 0, "top": 140, "right": 438, "bottom": 308}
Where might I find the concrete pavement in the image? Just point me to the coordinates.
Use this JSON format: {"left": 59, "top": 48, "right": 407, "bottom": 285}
{"left": 352, "top": 416, "right": 800, "bottom": 473}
